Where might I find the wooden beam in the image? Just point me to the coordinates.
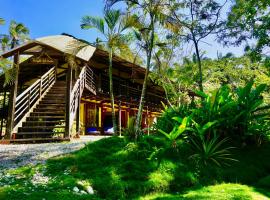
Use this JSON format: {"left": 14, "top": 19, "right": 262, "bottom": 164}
{"left": 65, "top": 66, "right": 72, "bottom": 138}
{"left": 119, "top": 100, "right": 122, "bottom": 136}
{"left": 6, "top": 52, "right": 20, "bottom": 139}
{"left": 76, "top": 83, "right": 80, "bottom": 134}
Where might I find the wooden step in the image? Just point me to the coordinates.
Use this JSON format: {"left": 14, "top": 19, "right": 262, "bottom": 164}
{"left": 38, "top": 103, "right": 65, "bottom": 106}
{"left": 34, "top": 108, "right": 65, "bottom": 112}
{"left": 23, "top": 121, "right": 65, "bottom": 126}
{"left": 31, "top": 111, "right": 65, "bottom": 115}
{"left": 20, "top": 125, "right": 65, "bottom": 129}
{"left": 10, "top": 138, "right": 70, "bottom": 143}
{"left": 43, "top": 96, "right": 66, "bottom": 99}
{"left": 40, "top": 100, "right": 65, "bottom": 104}
{"left": 16, "top": 132, "right": 65, "bottom": 135}
{"left": 45, "top": 93, "right": 66, "bottom": 96}
{"left": 27, "top": 116, "right": 65, "bottom": 120}
{"left": 37, "top": 103, "right": 66, "bottom": 108}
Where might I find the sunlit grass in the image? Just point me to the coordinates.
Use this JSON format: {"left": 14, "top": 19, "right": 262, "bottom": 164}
{"left": 0, "top": 136, "right": 269, "bottom": 200}
{"left": 140, "top": 183, "right": 269, "bottom": 200}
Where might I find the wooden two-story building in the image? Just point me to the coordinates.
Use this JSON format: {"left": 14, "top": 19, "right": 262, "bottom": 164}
{"left": 0, "top": 35, "right": 164, "bottom": 142}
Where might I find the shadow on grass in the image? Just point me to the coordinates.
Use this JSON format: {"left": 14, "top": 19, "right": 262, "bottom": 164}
{"left": 253, "top": 187, "right": 270, "bottom": 198}
{"left": 45, "top": 136, "right": 170, "bottom": 199}
{"left": 1, "top": 137, "right": 270, "bottom": 200}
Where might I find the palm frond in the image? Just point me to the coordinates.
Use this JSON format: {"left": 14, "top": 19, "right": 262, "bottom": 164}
{"left": 0, "top": 58, "right": 15, "bottom": 86}
{"left": 104, "top": 9, "right": 121, "bottom": 31}
{"left": 81, "top": 16, "right": 105, "bottom": 34}
{"left": 0, "top": 18, "right": 5, "bottom": 25}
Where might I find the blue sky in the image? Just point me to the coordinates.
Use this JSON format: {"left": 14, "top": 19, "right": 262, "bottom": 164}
{"left": 0, "top": 0, "right": 245, "bottom": 59}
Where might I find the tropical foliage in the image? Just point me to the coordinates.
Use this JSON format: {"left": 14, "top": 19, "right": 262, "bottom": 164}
{"left": 81, "top": 9, "right": 133, "bottom": 134}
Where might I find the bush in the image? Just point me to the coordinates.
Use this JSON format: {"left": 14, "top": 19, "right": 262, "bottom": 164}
{"left": 257, "top": 175, "right": 270, "bottom": 189}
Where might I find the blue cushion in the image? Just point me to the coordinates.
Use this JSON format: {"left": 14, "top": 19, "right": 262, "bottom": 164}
{"left": 87, "top": 127, "right": 97, "bottom": 132}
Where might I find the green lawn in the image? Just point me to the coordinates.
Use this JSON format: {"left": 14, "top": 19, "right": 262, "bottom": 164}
{"left": 0, "top": 136, "right": 269, "bottom": 200}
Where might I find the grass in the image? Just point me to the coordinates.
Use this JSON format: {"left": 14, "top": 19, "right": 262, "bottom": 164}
{"left": 141, "top": 183, "right": 269, "bottom": 200}
{"left": 0, "top": 136, "right": 269, "bottom": 200}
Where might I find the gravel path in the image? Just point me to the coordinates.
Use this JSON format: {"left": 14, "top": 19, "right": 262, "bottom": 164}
{"left": 0, "top": 136, "right": 107, "bottom": 171}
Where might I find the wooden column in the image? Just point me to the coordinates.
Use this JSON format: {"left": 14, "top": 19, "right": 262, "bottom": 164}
{"left": 65, "top": 65, "right": 72, "bottom": 138}
{"left": 126, "top": 105, "right": 130, "bottom": 127}
{"left": 76, "top": 82, "right": 80, "bottom": 134}
{"left": 0, "top": 91, "right": 6, "bottom": 135}
{"left": 98, "top": 104, "right": 102, "bottom": 128}
{"left": 119, "top": 101, "right": 122, "bottom": 136}
{"left": 6, "top": 52, "right": 20, "bottom": 139}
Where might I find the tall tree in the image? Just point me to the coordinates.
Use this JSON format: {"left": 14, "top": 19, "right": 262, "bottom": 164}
{"left": 0, "top": 20, "right": 29, "bottom": 52}
{"left": 0, "top": 18, "right": 4, "bottom": 25}
{"left": 166, "top": 0, "right": 227, "bottom": 91}
{"left": 81, "top": 9, "right": 132, "bottom": 134}
{"left": 0, "top": 21, "right": 29, "bottom": 84}
{"left": 218, "top": 0, "right": 270, "bottom": 62}
{"left": 8, "top": 20, "right": 29, "bottom": 49}
{"left": 106, "top": 0, "right": 168, "bottom": 138}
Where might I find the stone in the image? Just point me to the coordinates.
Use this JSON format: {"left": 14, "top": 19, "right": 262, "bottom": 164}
{"left": 73, "top": 186, "right": 79, "bottom": 193}
{"left": 80, "top": 190, "right": 87, "bottom": 194}
{"left": 86, "top": 186, "right": 94, "bottom": 194}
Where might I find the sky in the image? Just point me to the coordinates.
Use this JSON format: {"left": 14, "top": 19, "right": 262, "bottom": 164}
{"left": 0, "top": 0, "right": 245, "bottom": 59}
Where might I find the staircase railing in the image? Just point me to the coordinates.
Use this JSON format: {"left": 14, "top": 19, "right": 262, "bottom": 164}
{"left": 13, "top": 66, "right": 56, "bottom": 132}
{"left": 69, "top": 65, "right": 96, "bottom": 130}
{"left": 85, "top": 65, "right": 96, "bottom": 95}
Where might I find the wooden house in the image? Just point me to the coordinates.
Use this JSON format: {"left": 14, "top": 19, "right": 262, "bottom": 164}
{"left": 0, "top": 35, "right": 164, "bottom": 142}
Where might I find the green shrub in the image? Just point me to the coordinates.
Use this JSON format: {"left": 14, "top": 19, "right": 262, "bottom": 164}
{"left": 155, "top": 104, "right": 191, "bottom": 134}
{"left": 257, "top": 175, "right": 270, "bottom": 189}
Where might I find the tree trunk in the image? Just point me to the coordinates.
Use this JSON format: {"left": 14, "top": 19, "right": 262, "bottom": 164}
{"left": 135, "top": 18, "right": 155, "bottom": 139}
{"left": 109, "top": 48, "right": 117, "bottom": 134}
{"left": 135, "top": 64, "right": 150, "bottom": 138}
{"left": 6, "top": 52, "right": 19, "bottom": 139}
{"left": 193, "top": 39, "right": 203, "bottom": 92}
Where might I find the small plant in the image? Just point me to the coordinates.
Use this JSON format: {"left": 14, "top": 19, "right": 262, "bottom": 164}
{"left": 191, "top": 120, "right": 219, "bottom": 140}
{"left": 189, "top": 136, "right": 237, "bottom": 167}
{"left": 158, "top": 116, "right": 191, "bottom": 148}
{"left": 52, "top": 122, "right": 65, "bottom": 138}
{"left": 123, "top": 117, "right": 143, "bottom": 141}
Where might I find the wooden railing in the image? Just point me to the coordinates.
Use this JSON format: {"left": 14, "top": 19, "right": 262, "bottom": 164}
{"left": 13, "top": 67, "right": 56, "bottom": 131}
{"left": 69, "top": 65, "right": 96, "bottom": 129}
{"left": 85, "top": 65, "right": 96, "bottom": 95}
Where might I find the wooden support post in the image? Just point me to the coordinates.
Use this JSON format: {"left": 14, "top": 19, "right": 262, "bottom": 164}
{"left": 98, "top": 105, "right": 102, "bottom": 128}
{"left": 0, "top": 91, "right": 6, "bottom": 135}
{"left": 6, "top": 52, "right": 20, "bottom": 139}
{"left": 126, "top": 106, "right": 130, "bottom": 128}
{"left": 76, "top": 82, "right": 81, "bottom": 134}
{"left": 119, "top": 101, "right": 122, "bottom": 136}
{"left": 97, "top": 73, "right": 102, "bottom": 92}
{"left": 65, "top": 65, "right": 72, "bottom": 138}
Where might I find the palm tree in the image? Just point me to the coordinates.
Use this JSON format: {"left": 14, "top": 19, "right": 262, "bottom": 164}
{"left": 0, "top": 35, "right": 9, "bottom": 52}
{"left": 8, "top": 20, "right": 29, "bottom": 48}
{"left": 106, "top": 0, "right": 168, "bottom": 139}
{"left": 0, "top": 20, "right": 29, "bottom": 52}
{"left": 81, "top": 9, "right": 132, "bottom": 134}
{"left": 0, "top": 18, "right": 4, "bottom": 25}
{"left": 0, "top": 21, "right": 29, "bottom": 85}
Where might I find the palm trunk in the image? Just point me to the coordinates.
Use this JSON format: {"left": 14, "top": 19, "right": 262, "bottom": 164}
{"left": 135, "top": 58, "right": 150, "bottom": 138}
{"left": 135, "top": 18, "right": 155, "bottom": 138}
{"left": 109, "top": 48, "right": 117, "bottom": 134}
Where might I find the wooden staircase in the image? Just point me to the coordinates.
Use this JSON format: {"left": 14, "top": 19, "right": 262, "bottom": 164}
{"left": 16, "top": 81, "right": 67, "bottom": 141}
{"left": 7, "top": 65, "right": 96, "bottom": 143}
